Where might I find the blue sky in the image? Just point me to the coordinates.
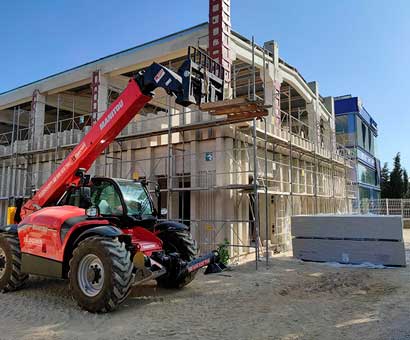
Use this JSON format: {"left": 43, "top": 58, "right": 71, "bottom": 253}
{"left": 1, "top": 0, "right": 409, "bottom": 169}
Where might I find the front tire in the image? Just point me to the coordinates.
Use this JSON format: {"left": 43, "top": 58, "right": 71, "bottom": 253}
{"left": 69, "top": 237, "right": 133, "bottom": 313}
{"left": 0, "top": 234, "right": 28, "bottom": 292}
{"left": 157, "top": 229, "right": 198, "bottom": 288}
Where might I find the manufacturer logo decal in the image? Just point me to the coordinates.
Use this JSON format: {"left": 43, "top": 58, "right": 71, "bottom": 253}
{"left": 99, "top": 100, "right": 124, "bottom": 130}
{"left": 23, "top": 236, "right": 43, "bottom": 246}
{"left": 154, "top": 69, "right": 165, "bottom": 83}
{"left": 188, "top": 258, "right": 210, "bottom": 272}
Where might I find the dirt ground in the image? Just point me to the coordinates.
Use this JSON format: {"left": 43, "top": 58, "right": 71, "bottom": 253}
{"left": 1, "top": 231, "right": 410, "bottom": 340}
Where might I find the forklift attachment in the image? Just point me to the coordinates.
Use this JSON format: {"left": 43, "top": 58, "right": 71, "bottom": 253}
{"left": 186, "top": 250, "right": 227, "bottom": 275}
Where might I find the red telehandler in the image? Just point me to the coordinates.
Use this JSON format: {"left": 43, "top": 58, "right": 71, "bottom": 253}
{"left": 0, "top": 47, "right": 226, "bottom": 312}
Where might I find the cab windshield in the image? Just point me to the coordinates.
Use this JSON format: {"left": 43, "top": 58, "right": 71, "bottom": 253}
{"left": 117, "top": 180, "right": 153, "bottom": 217}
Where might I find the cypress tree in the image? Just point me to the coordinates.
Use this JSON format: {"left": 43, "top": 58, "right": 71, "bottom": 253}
{"left": 380, "top": 162, "right": 390, "bottom": 198}
{"left": 403, "top": 169, "right": 409, "bottom": 198}
{"left": 389, "top": 153, "right": 404, "bottom": 198}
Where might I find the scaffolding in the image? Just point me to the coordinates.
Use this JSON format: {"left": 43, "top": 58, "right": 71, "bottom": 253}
{"left": 0, "top": 40, "right": 357, "bottom": 268}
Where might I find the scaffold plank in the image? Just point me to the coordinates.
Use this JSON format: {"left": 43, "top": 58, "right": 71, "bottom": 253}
{"left": 200, "top": 97, "right": 269, "bottom": 119}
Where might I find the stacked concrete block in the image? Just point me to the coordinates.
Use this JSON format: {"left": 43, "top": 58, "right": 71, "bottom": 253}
{"left": 43, "top": 135, "right": 50, "bottom": 149}
{"left": 61, "top": 130, "right": 70, "bottom": 146}
{"left": 72, "top": 129, "right": 80, "bottom": 144}
{"left": 50, "top": 133, "right": 57, "bottom": 148}
{"left": 292, "top": 215, "right": 406, "bottom": 266}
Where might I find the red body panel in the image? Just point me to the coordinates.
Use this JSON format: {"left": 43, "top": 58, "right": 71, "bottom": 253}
{"left": 18, "top": 206, "right": 109, "bottom": 261}
{"left": 18, "top": 206, "right": 163, "bottom": 262}
{"left": 21, "top": 80, "right": 152, "bottom": 219}
{"left": 122, "top": 227, "right": 163, "bottom": 256}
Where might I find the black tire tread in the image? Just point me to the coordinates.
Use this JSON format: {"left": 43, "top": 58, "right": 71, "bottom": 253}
{"left": 157, "top": 229, "right": 198, "bottom": 289}
{"left": 0, "top": 234, "right": 28, "bottom": 292}
{"left": 68, "top": 236, "right": 133, "bottom": 313}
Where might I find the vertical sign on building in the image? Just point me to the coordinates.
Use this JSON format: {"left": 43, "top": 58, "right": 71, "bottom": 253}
{"left": 209, "top": 0, "right": 231, "bottom": 82}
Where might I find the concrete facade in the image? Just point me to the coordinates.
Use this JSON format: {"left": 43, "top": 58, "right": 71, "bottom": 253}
{"left": 0, "top": 23, "right": 356, "bottom": 256}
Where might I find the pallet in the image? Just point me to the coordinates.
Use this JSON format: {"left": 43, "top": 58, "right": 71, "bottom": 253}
{"left": 200, "top": 97, "right": 269, "bottom": 120}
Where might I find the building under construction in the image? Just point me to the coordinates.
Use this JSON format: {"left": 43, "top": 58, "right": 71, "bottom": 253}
{"left": 0, "top": 3, "right": 357, "bottom": 260}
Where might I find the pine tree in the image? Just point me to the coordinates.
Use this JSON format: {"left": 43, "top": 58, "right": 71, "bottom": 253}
{"left": 380, "top": 162, "right": 390, "bottom": 198}
{"left": 389, "top": 153, "right": 404, "bottom": 198}
{"left": 403, "top": 169, "right": 409, "bottom": 198}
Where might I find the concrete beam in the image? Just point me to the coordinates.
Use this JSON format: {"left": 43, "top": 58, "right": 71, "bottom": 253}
{"left": 279, "top": 64, "right": 314, "bottom": 103}
{"left": 47, "top": 79, "right": 90, "bottom": 96}
{"left": 0, "top": 109, "right": 29, "bottom": 127}
{"left": 230, "top": 34, "right": 270, "bottom": 68}
{"left": 107, "top": 75, "right": 130, "bottom": 93}
{"left": 45, "top": 93, "right": 91, "bottom": 116}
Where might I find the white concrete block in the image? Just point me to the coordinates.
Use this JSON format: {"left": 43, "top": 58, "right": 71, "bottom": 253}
{"left": 292, "top": 238, "right": 406, "bottom": 267}
{"left": 292, "top": 215, "right": 406, "bottom": 266}
{"left": 291, "top": 215, "right": 403, "bottom": 241}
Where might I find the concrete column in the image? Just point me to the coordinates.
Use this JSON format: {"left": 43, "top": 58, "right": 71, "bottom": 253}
{"left": 215, "top": 137, "right": 234, "bottom": 247}
{"left": 306, "top": 100, "right": 319, "bottom": 146}
{"left": 324, "top": 96, "right": 335, "bottom": 124}
{"left": 0, "top": 200, "right": 6, "bottom": 225}
{"left": 32, "top": 91, "right": 45, "bottom": 139}
{"left": 33, "top": 155, "right": 40, "bottom": 190}
{"left": 295, "top": 158, "right": 300, "bottom": 194}
{"left": 92, "top": 71, "right": 109, "bottom": 120}
{"left": 190, "top": 140, "right": 199, "bottom": 240}
{"left": 43, "top": 160, "right": 53, "bottom": 186}
{"left": 122, "top": 147, "right": 132, "bottom": 179}
{"left": 15, "top": 161, "right": 22, "bottom": 197}
{"left": 98, "top": 73, "right": 109, "bottom": 118}
{"left": 303, "top": 160, "right": 307, "bottom": 194}
{"left": 146, "top": 146, "right": 155, "bottom": 180}
{"left": 263, "top": 41, "right": 282, "bottom": 128}
{"left": 0, "top": 163, "right": 5, "bottom": 197}
{"left": 324, "top": 96, "right": 336, "bottom": 150}
{"left": 279, "top": 154, "right": 285, "bottom": 192}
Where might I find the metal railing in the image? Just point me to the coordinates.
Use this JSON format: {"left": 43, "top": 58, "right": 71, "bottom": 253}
{"left": 356, "top": 199, "right": 410, "bottom": 220}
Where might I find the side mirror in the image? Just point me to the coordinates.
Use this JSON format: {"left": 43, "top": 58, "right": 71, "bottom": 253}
{"left": 160, "top": 208, "right": 168, "bottom": 217}
{"left": 86, "top": 206, "right": 99, "bottom": 217}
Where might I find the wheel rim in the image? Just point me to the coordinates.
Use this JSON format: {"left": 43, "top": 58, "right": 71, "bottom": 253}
{"left": 77, "top": 254, "right": 105, "bottom": 297}
{"left": 0, "top": 247, "right": 6, "bottom": 280}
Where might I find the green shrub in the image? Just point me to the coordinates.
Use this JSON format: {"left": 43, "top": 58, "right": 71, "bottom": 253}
{"left": 217, "top": 239, "right": 230, "bottom": 265}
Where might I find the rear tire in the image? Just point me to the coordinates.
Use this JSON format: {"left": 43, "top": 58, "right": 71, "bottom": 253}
{"left": 157, "top": 229, "right": 198, "bottom": 288}
{"left": 0, "top": 234, "right": 28, "bottom": 292}
{"left": 69, "top": 237, "right": 133, "bottom": 313}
